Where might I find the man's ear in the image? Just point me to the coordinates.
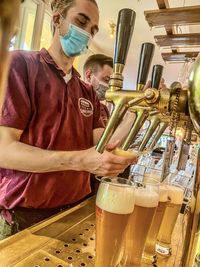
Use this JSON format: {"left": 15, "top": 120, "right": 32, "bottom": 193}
{"left": 52, "top": 12, "right": 62, "bottom": 30}
{"left": 85, "top": 69, "right": 93, "bottom": 83}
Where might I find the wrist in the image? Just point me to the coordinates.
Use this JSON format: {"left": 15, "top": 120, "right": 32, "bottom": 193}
{"left": 53, "top": 150, "right": 86, "bottom": 172}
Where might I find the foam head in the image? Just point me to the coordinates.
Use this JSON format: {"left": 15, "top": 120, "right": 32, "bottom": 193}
{"left": 167, "top": 185, "right": 184, "bottom": 205}
{"left": 159, "top": 185, "right": 169, "bottom": 202}
{"left": 135, "top": 187, "right": 159, "bottom": 208}
{"left": 96, "top": 181, "right": 135, "bottom": 214}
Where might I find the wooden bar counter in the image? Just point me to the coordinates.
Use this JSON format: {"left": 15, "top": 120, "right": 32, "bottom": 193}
{"left": 0, "top": 196, "right": 184, "bottom": 267}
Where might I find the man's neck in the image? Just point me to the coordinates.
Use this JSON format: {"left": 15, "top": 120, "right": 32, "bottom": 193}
{"left": 48, "top": 40, "right": 74, "bottom": 75}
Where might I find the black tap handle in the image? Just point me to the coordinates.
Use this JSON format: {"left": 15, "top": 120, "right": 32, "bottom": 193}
{"left": 151, "top": 64, "right": 163, "bottom": 89}
{"left": 114, "top": 9, "right": 136, "bottom": 65}
{"left": 136, "top": 43, "right": 155, "bottom": 86}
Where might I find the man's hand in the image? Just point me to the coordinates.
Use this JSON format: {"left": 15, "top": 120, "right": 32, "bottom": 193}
{"left": 81, "top": 141, "right": 138, "bottom": 176}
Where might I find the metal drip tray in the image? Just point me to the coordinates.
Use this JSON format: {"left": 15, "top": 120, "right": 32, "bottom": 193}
{"left": 0, "top": 197, "right": 96, "bottom": 267}
{"left": 0, "top": 196, "right": 183, "bottom": 267}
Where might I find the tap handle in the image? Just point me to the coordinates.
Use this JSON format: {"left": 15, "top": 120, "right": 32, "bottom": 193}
{"left": 151, "top": 64, "right": 163, "bottom": 89}
{"left": 136, "top": 43, "right": 155, "bottom": 89}
{"left": 114, "top": 8, "right": 136, "bottom": 65}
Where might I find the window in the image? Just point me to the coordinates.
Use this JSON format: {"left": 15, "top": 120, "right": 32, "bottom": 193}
{"left": 40, "top": 11, "right": 52, "bottom": 49}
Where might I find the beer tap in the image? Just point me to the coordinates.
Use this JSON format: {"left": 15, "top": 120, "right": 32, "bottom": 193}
{"left": 96, "top": 8, "right": 136, "bottom": 153}
{"left": 139, "top": 65, "right": 164, "bottom": 151}
{"left": 136, "top": 43, "right": 155, "bottom": 91}
{"left": 121, "top": 43, "right": 155, "bottom": 151}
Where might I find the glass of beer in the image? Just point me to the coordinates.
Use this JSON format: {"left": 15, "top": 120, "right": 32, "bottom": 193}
{"left": 143, "top": 167, "right": 162, "bottom": 183}
{"left": 142, "top": 184, "right": 169, "bottom": 264}
{"left": 156, "top": 183, "right": 184, "bottom": 256}
{"left": 121, "top": 178, "right": 159, "bottom": 266}
{"left": 95, "top": 177, "right": 135, "bottom": 267}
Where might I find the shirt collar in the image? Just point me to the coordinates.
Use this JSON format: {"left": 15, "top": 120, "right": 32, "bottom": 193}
{"left": 40, "top": 48, "right": 80, "bottom": 78}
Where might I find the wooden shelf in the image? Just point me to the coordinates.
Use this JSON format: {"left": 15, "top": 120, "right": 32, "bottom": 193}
{"left": 162, "top": 52, "right": 199, "bottom": 62}
{"left": 144, "top": 5, "right": 200, "bottom": 27}
{"left": 155, "top": 33, "right": 200, "bottom": 47}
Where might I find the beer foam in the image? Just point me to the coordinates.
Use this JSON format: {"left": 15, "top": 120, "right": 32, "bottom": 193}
{"left": 159, "top": 185, "right": 168, "bottom": 202}
{"left": 96, "top": 183, "right": 135, "bottom": 214}
{"left": 135, "top": 188, "right": 159, "bottom": 207}
{"left": 167, "top": 185, "right": 184, "bottom": 205}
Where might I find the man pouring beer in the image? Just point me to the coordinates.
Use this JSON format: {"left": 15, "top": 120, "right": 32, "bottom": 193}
{"left": 0, "top": 0, "right": 136, "bottom": 239}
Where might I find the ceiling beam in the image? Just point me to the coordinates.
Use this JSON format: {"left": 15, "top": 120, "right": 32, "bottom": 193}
{"left": 155, "top": 33, "right": 200, "bottom": 47}
{"left": 156, "top": 0, "right": 170, "bottom": 10}
{"left": 162, "top": 52, "right": 199, "bottom": 62}
{"left": 156, "top": 0, "right": 177, "bottom": 53}
{"left": 145, "top": 5, "right": 200, "bottom": 28}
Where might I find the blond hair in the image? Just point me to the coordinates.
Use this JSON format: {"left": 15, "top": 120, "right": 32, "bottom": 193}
{"left": 50, "top": 0, "right": 98, "bottom": 16}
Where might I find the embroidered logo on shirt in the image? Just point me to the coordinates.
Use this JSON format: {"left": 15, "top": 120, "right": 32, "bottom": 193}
{"left": 78, "top": 98, "right": 94, "bottom": 117}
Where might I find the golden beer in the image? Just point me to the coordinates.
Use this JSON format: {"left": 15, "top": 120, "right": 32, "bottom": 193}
{"left": 122, "top": 185, "right": 159, "bottom": 266}
{"left": 156, "top": 185, "right": 184, "bottom": 255}
{"left": 143, "top": 185, "right": 169, "bottom": 263}
{"left": 95, "top": 178, "right": 135, "bottom": 267}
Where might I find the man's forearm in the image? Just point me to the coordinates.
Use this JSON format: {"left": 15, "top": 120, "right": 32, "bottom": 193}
{"left": 0, "top": 141, "right": 85, "bottom": 173}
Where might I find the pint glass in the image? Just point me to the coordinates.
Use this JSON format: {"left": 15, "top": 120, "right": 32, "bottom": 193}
{"left": 142, "top": 184, "right": 169, "bottom": 263}
{"left": 95, "top": 177, "right": 135, "bottom": 267}
{"left": 156, "top": 183, "right": 184, "bottom": 255}
{"left": 122, "top": 179, "right": 159, "bottom": 266}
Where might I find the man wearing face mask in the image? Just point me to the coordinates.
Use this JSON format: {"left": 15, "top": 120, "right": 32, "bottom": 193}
{"left": 0, "top": 0, "right": 137, "bottom": 239}
{"left": 83, "top": 54, "right": 113, "bottom": 126}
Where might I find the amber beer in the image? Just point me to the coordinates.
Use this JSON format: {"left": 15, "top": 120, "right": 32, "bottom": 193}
{"left": 122, "top": 186, "right": 159, "bottom": 266}
{"left": 95, "top": 178, "right": 135, "bottom": 267}
{"left": 143, "top": 185, "right": 169, "bottom": 263}
{"left": 157, "top": 184, "right": 184, "bottom": 255}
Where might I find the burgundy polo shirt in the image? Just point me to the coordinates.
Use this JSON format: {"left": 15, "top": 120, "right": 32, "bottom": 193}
{"left": 100, "top": 103, "right": 110, "bottom": 126}
{"left": 0, "top": 48, "right": 104, "bottom": 209}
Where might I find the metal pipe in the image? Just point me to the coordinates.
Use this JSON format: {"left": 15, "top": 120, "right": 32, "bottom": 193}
{"left": 148, "top": 121, "right": 168, "bottom": 150}
{"left": 139, "top": 116, "right": 161, "bottom": 151}
{"left": 121, "top": 110, "right": 149, "bottom": 150}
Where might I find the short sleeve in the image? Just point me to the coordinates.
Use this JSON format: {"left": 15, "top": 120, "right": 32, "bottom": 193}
{"left": 0, "top": 51, "right": 31, "bottom": 130}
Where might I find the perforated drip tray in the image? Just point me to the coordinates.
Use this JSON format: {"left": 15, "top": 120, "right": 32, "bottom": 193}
{"left": 0, "top": 197, "right": 96, "bottom": 267}
{"left": 0, "top": 196, "right": 183, "bottom": 267}
{"left": 39, "top": 216, "right": 96, "bottom": 267}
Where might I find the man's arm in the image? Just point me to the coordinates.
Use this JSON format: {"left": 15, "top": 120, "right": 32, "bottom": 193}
{"left": 0, "top": 126, "right": 136, "bottom": 176}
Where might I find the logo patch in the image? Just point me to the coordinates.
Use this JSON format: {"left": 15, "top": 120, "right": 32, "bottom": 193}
{"left": 78, "top": 98, "right": 93, "bottom": 117}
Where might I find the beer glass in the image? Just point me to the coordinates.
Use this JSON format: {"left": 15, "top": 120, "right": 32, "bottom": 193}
{"left": 156, "top": 183, "right": 184, "bottom": 255}
{"left": 95, "top": 177, "right": 135, "bottom": 267}
{"left": 143, "top": 167, "right": 162, "bottom": 183}
{"left": 142, "top": 184, "right": 169, "bottom": 263}
{"left": 121, "top": 178, "right": 159, "bottom": 266}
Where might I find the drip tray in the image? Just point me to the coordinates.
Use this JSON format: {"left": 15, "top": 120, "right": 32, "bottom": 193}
{"left": 0, "top": 196, "right": 183, "bottom": 267}
{"left": 0, "top": 197, "right": 96, "bottom": 267}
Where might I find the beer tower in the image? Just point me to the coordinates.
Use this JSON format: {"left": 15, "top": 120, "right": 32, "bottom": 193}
{"left": 96, "top": 7, "right": 200, "bottom": 266}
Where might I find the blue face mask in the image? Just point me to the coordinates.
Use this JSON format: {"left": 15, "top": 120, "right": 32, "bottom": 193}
{"left": 60, "top": 24, "right": 91, "bottom": 57}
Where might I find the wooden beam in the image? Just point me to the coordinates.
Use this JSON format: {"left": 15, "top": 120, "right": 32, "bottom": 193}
{"left": 145, "top": 5, "right": 200, "bottom": 27}
{"left": 156, "top": 0, "right": 177, "bottom": 54}
{"left": 155, "top": 33, "right": 200, "bottom": 47}
{"left": 162, "top": 52, "right": 199, "bottom": 62}
{"left": 156, "top": 0, "right": 170, "bottom": 10}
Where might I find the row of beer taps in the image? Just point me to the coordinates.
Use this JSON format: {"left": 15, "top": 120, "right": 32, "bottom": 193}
{"left": 96, "top": 9, "right": 189, "bottom": 157}
{"left": 96, "top": 8, "right": 200, "bottom": 266}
